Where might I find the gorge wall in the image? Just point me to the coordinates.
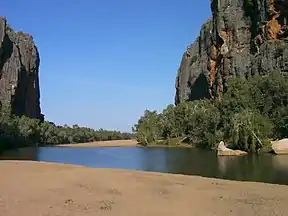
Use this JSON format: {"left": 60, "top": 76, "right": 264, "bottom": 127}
{"left": 175, "top": 0, "right": 288, "bottom": 104}
{"left": 0, "top": 17, "right": 41, "bottom": 119}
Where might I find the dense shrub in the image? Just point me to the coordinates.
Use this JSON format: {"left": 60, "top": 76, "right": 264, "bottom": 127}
{"left": 133, "top": 73, "right": 288, "bottom": 152}
{"left": 0, "top": 107, "right": 134, "bottom": 153}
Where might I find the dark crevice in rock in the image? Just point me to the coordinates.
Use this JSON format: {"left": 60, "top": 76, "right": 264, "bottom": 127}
{"left": 0, "top": 34, "right": 13, "bottom": 79}
{"left": 11, "top": 43, "right": 26, "bottom": 117}
{"left": 188, "top": 73, "right": 210, "bottom": 101}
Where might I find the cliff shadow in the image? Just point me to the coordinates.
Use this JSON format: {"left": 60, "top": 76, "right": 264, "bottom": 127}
{"left": 0, "top": 34, "right": 13, "bottom": 78}
{"left": 188, "top": 73, "right": 209, "bottom": 101}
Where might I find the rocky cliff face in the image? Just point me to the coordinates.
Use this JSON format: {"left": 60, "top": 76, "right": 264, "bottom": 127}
{"left": 175, "top": 0, "right": 288, "bottom": 104}
{"left": 0, "top": 17, "right": 41, "bottom": 119}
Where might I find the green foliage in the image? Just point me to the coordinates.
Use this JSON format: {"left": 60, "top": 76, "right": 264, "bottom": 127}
{"left": 228, "top": 110, "right": 273, "bottom": 152}
{"left": 202, "top": 22, "right": 210, "bottom": 30}
{"left": 184, "top": 100, "right": 221, "bottom": 149}
{"left": 222, "top": 72, "right": 288, "bottom": 139}
{"left": 0, "top": 107, "right": 134, "bottom": 153}
{"left": 155, "top": 137, "right": 187, "bottom": 146}
{"left": 134, "top": 73, "right": 288, "bottom": 152}
{"left": 132, "top": 110, "right": 161, "bottom": 145}
{"left": 134, "top": 99, "right": 222, "bottom": 149}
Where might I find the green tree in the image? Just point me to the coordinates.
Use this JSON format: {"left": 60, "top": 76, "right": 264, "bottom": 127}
{"left": 0, "top": 103, "right": 134, "bottom": 153}
{"left": 184, "top": 100, "right": 222, "bottom": 149}
{"left": 133, "top": 110, "right": 161, "bottom": 145}
{"left": 17, "top": 116, "right": 41, "bottom": 145}
{"left": 228, "top": 110, "right": 273, "bottom": 152}
{"left": 133, "top": 72, "right": 288, "bottom": 152}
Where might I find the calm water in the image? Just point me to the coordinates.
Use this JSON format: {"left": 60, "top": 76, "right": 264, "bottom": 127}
{"left": 1, "top": 146, "right": 288, "bottom": 185}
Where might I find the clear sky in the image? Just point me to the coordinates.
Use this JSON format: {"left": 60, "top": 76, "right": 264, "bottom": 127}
{"left": 2, "top": 0, "right": 211, "bottom": 132}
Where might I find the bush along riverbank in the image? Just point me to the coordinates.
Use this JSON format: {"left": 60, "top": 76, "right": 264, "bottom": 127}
{"left": 0, "top": 105, "right": 134, "bottom": 153}
{"left": 133, "top": 72, "right": 288, "bottom": 153}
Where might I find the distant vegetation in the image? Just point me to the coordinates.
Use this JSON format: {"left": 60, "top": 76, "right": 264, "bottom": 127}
{"left": 0, "top": 106, "right": 134, "bottom": 153}
{"left": 133, "top": 72, "right": 288, "bottom": 153}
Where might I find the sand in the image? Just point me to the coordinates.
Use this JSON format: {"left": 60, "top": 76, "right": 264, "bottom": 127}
{"left": 56, "top": 140, "right": 138, "bottom": 148}
{"left": 1, "top": 161, "right": 288, "bottom": 216}
{"left": 56, "top": 140, "right": 192, "bottom": 148}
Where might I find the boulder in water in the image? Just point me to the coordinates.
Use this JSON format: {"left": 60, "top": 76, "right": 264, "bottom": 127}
{"left": 272, "top": 139, "right": 288, "bottom": 155}
{"left": 217, "top": 141, "right": 247, "bottom": 156}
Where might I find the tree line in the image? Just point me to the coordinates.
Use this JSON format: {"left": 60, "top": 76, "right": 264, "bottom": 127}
{"left": 0, "top": 105, "right": 134, "bottom": 153}
{"left": 133, "top": 72, "right": 288, "bottom": 152}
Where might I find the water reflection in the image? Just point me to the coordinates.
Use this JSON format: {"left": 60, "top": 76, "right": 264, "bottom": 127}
{"left": 1, "top": 146, "right": 288, "bottom": 185}
{"left": 0, "top": 147, "right": 38, "bottom": 161}
{"left": 138, "top": 147, "right": 169, "bottom": 172}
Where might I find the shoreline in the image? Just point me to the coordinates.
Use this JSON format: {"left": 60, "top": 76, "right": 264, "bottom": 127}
{"left": 56, "top": 139, "right": 138, "bottom": 148}
{"left": 1, "top": 160, "right": 288, "bottom": 216}
{"left": 55, "top": 139, "right": 193, "bottom": 148}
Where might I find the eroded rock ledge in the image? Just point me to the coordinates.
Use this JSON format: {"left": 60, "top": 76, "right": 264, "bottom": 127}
{"left": 0, "top": 17, "right": 41, "bottom": 119}
{"left": 175, "top": 0, "right": 288, "bottom": 104}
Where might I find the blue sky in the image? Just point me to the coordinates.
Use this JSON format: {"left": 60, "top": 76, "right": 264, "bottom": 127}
{"left": 2, "top": 0, "right": 211, "bottom": 132}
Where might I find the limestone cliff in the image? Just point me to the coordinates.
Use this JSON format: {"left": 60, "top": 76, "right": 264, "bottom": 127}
{"left": 0, "top": 17, "right": 41, "bottom": 119}
{"left": 175, "top": 0, "right": 288, "bottom": 104}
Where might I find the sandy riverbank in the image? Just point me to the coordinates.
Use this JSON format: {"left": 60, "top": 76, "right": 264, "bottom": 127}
{"left": 1, "top": 161, "right": 288, "bottom": 216}
{"left": 56, "top": 139, "right": 192, "bottom": 148}
{"left": 57, "top": 139, "right": 138, "bottom": 148}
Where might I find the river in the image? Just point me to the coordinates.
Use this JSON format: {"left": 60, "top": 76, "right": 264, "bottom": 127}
{"left": 1, "top": 146, "right": 288, "bottom": 185}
